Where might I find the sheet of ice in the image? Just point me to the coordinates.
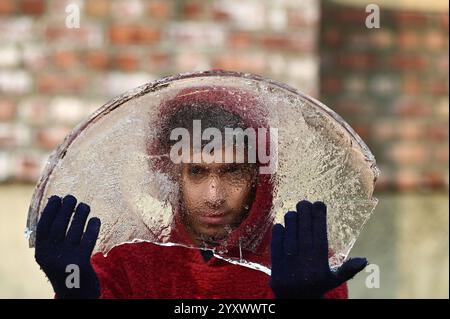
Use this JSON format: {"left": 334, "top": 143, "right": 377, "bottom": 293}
{"left": 26, "top": 70, "right": 379, "bottom": 272}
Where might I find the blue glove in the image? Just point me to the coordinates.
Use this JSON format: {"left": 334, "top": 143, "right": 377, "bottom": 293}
{"left": 270, "top": 200, "right": 368, "bottom": 299}
{"left": 35, "top": 195, "right": 101, "bottom": 299}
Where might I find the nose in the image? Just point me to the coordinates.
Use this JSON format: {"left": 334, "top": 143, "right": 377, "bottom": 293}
{"left": 205, "top": 177, "right": 225, "bottom": 208}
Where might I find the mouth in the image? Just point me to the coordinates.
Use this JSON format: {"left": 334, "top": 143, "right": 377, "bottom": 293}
{"left": 198, "top": 211, "right": 229, "bottom": 226}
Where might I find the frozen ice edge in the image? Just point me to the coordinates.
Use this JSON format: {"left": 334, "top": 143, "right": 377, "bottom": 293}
{"left": 105, "top": 238, "right": 272, "bottom": 275}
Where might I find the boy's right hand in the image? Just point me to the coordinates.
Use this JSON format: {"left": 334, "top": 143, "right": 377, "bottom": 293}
{"left": 35, "top": 195, "right": 101, "bottom": 299}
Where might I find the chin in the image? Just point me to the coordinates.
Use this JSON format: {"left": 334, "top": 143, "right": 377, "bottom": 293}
{"left": 197, "top": 229, "right": 229, "bottom": 245}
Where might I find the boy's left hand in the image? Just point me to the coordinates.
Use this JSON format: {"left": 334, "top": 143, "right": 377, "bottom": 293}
{"left": 269, "top": 200, "right": 368, "bottom": 298}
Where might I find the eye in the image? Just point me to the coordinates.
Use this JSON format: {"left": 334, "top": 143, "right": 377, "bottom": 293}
{"left": 226, "top": 165, "right": 239, "bottom": 173}
{"left": 188, "top": 165, "right": 205, "bottom": 176}
{"left": 223, "top": 164, "right": 242, "bottom": 175}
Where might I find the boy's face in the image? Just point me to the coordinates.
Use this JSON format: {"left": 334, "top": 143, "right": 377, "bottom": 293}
{"left": 178, "top": 146, "right": 257, "bottom": 247}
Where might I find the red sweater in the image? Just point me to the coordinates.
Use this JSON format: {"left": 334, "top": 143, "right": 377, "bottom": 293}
{"left": 91, "top": 242, "right": 347, "bottom": 299}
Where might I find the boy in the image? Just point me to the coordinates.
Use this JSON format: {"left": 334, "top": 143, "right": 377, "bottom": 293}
{"left": 35, "top": 86, "right": 367, "bottom": 298}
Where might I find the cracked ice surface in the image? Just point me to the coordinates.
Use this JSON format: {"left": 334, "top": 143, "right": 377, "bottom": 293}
{"left": 26, "top": 70, "right": 379, "bottom": 272}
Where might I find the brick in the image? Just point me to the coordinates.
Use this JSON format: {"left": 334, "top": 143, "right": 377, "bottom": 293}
{"left": 260, "top": 33, "right": 291, "bottom": 50}
{"left": 148, "top": 0, "right": 171, "bottom": 19}
{"left": 427, "top": 79, "right": 448, "bottom": 95}
{"left": 180, "top": 2, "right": 202, "bottom": 19}
{"left": 139, "top": 25, "right": 162, "bottom": 43}
{"left": 323, "top": 29, "right": 342, "bottom": 48}
{"left": 212, "top": 1, "right": 265, "bottom": 31}
{"left": 395, "top": 169, "right": 421, "bottom": 191}
{"left": 434, "top": 147, "right": 449, "bottom": 164}
{"left": 148, "top": 52, "right": 171, "bottom": 70}
{"left": 114, "top": 52, "right": 140, "bottom": 71}
{"left": 109, "top": 25, "right": 161, "bottom": 45}
{"left": 22, "top": 43, "right": 48, "bottom": 71}
{"left": 35, "top": 127, "right": 71, "bottom": 150}
{"left": 427, "top": 124, "right": 449, "bottom": 142}
{"left": 111, "top": 0, "right": 143, "bottom": 19}
{"left": 374, "top": 120, "right": 396, "bottom": 140}
{"left": 228, "top": 32, "right": 254, "bottom": 48}
{"left": 37, "top": 73, "right": 88, "bottom": 94}
{"left": 54, "top": 50, "right": 80, "bottom": 69}
{"left": 110, "top": 25, "right": 140, "bottom": 44}
{"left": 85, "top": 0, "right": 109, "bottom": 17}
{"left": 402, "top": 75, "right": 421, "bottom": 95}
{"left": 436, "top": 54, "right": 449, "bottom": 73}
{"left": 345, "top": 76, "right": 367, "bottom": 94}
{"left": 85, "top": 51, "right": 109, "bottom": 70}
{"left": 212, "top": 8, "right": 229, "bottom": 22}
{"left": 0, "top": 17, "right": 34, "bottom": 42}
{"left": 422, "top": 171, "right": 447, "bottom": 190}
{"left": 334, "top": 99, "right": 373, "bottom": 116}
{"left": 397, "top": 121, "right": 425, "bottom": 140}
{"left": 0, "top": 100, "right": 16, "bottom": 121}
{"left": 0, "top": 124, "right": 17, "bottom": 147}
{"left": 287, "top": 8, "right": 318, "bottom": 28}
{"left": 388, "top": 143, "right": 428, "bottom": 165}
{"left": 260, "top": 32, "right": 315, "bottom": 52}
{"left": 390, "top": 54, "right": 428, "bottom": 70}
{"left": 48, "top": 97, "right": 89, "bottom": 125}
{"left": 267, "top": 7, "right": 287, "bottom": 31}
{"left": 168, "top": 23, "right": 225, "bottom": 48}
{"left": 45, "top": 0, "right": 75, "bottom": 13}
{"left": 0, "top": 70, "right": 32, "bottom": 95}
{"left": 369, "top": 75, "right": 399, "bottom": 95}
{"left": 19, "top": 0, "right": 45, "bottom": 16}
{"left": 0, "top": 0, "right": 15, "bottom": 15}
{"left": 397, "top": 31, "right": 420, "bottom": 50}
{"left": 440, "top": 13, "right": 448, "bottom": 29}
{"left": 336, "top": 53, "right": 377, "bottom": 69}
{"left": 286, "top": 32, "right": 316, "bottom": 53}
{"left": 174, "top": 51, "right": 211, "bottom": 73}
{"left": 14, "top": 153, "right": 44, "bottom": 182}
{"left": 18, "top": 97, "right": 49, "bottom": 125}
{"left": 0, "top": 123, "right": 30, "bottom": 148}
{"left": 394, "top": 11, "right": 428, "bottom": 27}
{"left": 393, "top": 99, "right": 431, "bottom": 117}
{"left": 0, "top": 44, "right": 20, "bottom": 67}
{"left": 425, "top": 30, "right": 446, "bottom": 51}
{"left": 322, "top": 76, "right": 342, "bottom": 94}
{"left": 287, "top": 57, "right": 317, "bottom": 81}
{"left": 348, "top": 33, "right": 371, "bottom": 49}
{"left": 45, "top": 24, "right": 104, "bottom": 48}
{"left": 370, "top": 30, "right": 394, "bottom": 50}
{"left": 334, "top": 8, "right": 367, "bottom": 24}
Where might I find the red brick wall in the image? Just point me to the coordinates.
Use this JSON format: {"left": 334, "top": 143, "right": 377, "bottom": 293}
{"left": 0, "top": 0, "right": 320, "bottom": 182}
{"left": 320, "top": 3, "right": 449, "bottom": 192}
{"left": 0, "top": 1, "right": 448, "bottom": 193}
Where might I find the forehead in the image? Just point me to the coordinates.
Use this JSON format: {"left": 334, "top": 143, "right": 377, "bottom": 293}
{"left": 181, "top": 144, "right": 252, "bottom": 164}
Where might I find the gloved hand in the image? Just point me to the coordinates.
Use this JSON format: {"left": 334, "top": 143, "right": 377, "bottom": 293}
{"left": 270, "top": 200, "right": 368, "bottom": 299}
{"left": 35, "top": 194, "right": 101, "bottom": 299}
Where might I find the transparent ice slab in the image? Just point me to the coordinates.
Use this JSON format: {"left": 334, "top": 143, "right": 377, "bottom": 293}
{"left": 26, "top": 70, "right": 379, "bottom": 274}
